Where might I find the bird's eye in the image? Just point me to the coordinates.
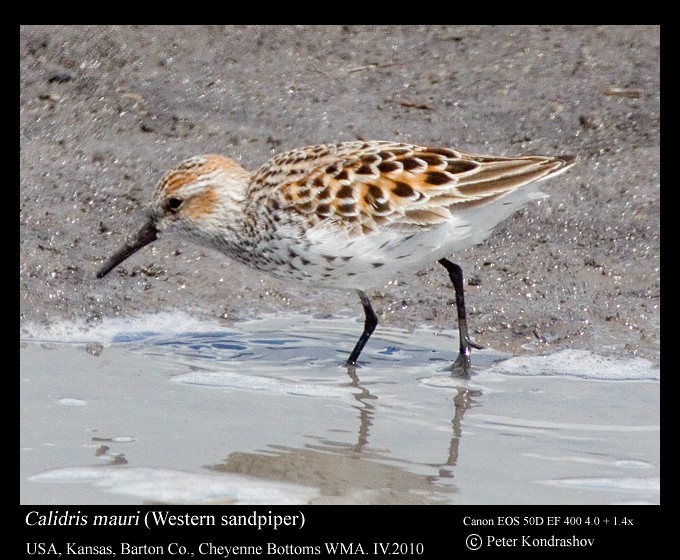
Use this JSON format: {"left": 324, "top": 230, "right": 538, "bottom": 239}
{"left": 167, "top": 197, "right": 184, "bottom": 212}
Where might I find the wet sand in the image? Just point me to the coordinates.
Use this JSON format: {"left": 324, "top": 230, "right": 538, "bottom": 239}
{"left": 20, "top": 25, "right": 659, "bottom": 362}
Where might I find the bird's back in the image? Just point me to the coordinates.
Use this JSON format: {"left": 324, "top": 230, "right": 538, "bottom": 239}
{"left": 236, "top": 141, "right": 576, "bottom": 289}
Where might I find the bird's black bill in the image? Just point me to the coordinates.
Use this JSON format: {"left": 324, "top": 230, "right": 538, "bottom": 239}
{"left": 96, "top": 221, "right": 159, "bottom": 278}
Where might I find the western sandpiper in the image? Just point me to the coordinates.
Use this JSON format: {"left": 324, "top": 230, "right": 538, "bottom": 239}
{"left": 97, "top": 141, "right": 577, "bottom": 375}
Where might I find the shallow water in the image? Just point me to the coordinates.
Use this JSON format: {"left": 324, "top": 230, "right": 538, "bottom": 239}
{"left": 20, "top": 313, "right": 659, "bottom": 505}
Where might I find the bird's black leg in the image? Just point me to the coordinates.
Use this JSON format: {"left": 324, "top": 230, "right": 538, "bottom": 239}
{"left": 346, "top": 290, "right": 378, "bottom": 367}
{"left": 438, "top": 258, "right": 483, "bottom": 376}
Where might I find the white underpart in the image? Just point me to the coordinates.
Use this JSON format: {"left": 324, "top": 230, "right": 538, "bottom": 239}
{"left": 263, "top": 187, "right": 546, "bottom": 290}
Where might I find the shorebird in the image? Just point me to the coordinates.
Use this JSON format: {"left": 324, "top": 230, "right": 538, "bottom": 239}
{"left": 97, "top": 141, "right": 576, "bottom": 375}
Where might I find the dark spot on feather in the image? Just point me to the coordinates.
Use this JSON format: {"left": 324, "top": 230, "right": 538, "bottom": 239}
{"left": 400, "top": 157, "right": 423, "bottom": 171}
{"left": 312, "top": 176, "right": 325, "bottom": 188}
{"left": 326, "top": 164, "right": 339, "bottom": 174}
{"left": 377, "top": 160, "right": 400, "bottom": 173}
{"left": 372, "top": 199, "right": 391, "bottom": 212}
{"left": 317, "top": 203, "right": 332, "bottom": 216}
{"left": 297, "top": 186, "right": 310, "bottom": 198}
{"left": 445, "top": 159, "right": 479, "bottom": 174}
{"left": 337, "top": 185, "right": 354, "bottom": 199}
{"left": 425, "top": 171, "right": 451, "bottom": 185}
{"left": 341, "top": 256, "right": 352, "bottom": 262}
{"left": 426, "top": 147, "right": 458, "bottom": 157}
{"left": 377, "top": 150, "right": 395, "bottom": 160}
{"left": 392, "top": 182, "right": 416, "bottom": 198}
{"left": 268, "top": 198, "right": 280, "bottom": 210}
{"left": 297, "top": 200, "right": 314, "bottom": 212}
{"left": 389, "top": 148, "right": 411, "bottom": 156}
{"left": 372, "top": 262, "right": 385, "bottom": 268}
{"left": 367, "top": 185, "right": 384, "bottom": 200}
{"left": 300, "top": 257, "right": 311, "bottom": 266}
{"left": 323, "top": 255, "right": 337, "bottom": 263}
{"left": 318, "top": 186, "right": 331, "bottom": 200}
{"left": 339, "top": 202, "right": 357, "bottom": 214}
{"left": 356, "top": 164, "right": 374, "bottom": 175}
{"left": 418, "top": 154, "right": 444, "bottom": 166}
{"left": 360, "top": 154, "right": 380, "bottom": 164}
{"left": 335, "top": 168, "right": 349, "bottom": 181}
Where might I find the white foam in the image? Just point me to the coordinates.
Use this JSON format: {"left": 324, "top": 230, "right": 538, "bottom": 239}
{"left": 20, "top": 312, "right": 221, "bottom": 344}
{"left": 174, "top": 370, "right": 353, "bottom": 398}
{"left": 29, "top": 467, "right": 319, "bottom": 505}
{"left": 544, "top": 476, "right": 660, "bottom": 493}
{"left": 485, "top": 349, "right": 659, "bottom": 381}
{"left": 56, "top": 398, "right": 87, "bottom": 406}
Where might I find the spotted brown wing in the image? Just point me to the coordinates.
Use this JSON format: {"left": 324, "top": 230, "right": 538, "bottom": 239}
{"left": 254, "top": 142, "right": 576, "bottom": 236}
